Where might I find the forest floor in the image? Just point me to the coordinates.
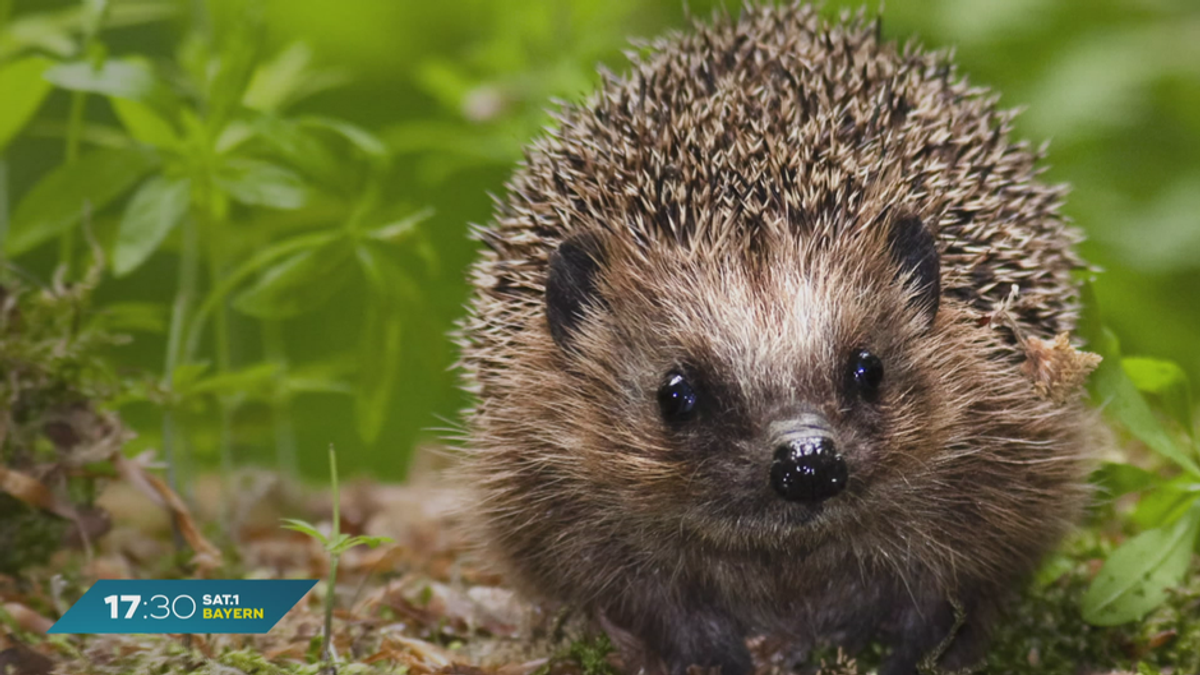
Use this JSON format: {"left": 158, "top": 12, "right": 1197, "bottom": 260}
{"left": 0, "top": 462, "right": 1197, "bottom": 675}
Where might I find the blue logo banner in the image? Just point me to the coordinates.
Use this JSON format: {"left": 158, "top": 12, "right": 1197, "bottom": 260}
{"left": 48, "top": 579, "right": 318, "bottom": 634}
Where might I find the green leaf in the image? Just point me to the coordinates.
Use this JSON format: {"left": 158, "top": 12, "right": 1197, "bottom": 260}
{"left": 355, "top": 245, "right": 403, "bottom": 444}
{"left": 1091, "top": 328, "right": 1200, "bottom": 477}
{"left": 81, "top": 0, "right": 111, "bottom": 38}
{"left": 243, "top": 42, "right": 313, "bottom": 112}
{"left": 243, "top": 42, "right": 345, "bottom": 113}
{"left": 1123, "top": 357, "right": 1194, "bottom": 439}
{"left": 204, "top": 17, "right": 264, "bottom": 130}
{"left": 279, "top": 359, "right": 355, "bottom": 397}
{"left": 1132, "top": 477, "right": 1200, "bottom": 530}
{"left": 0, "top": 55, "right": 55, "bottom": 153}
{"left": 384, "top": 119, "right": 521, "bottom": 164}
{"left": 1091, "top": 461, "right": 1160, "bottom": 499}
{"left": 44, "top": 57, "right": 164, "bottom": 103}
{"left": 1136, "top": 663, "right": 1161, "bottom": 675}
{"left": 1082, "top": 500, "right": 1200, "bottom": 626}
{"left": 356, "top": 240, "right": 420, "bottom": 301}
{"left": 170, "top": 362, "right": 211, "bottom": 393}
{"left": 0, "top": 12, "right": 77, "bottom": 60}
{"left": 113, "top": 175, "right": 190, "bottom": 276}
{"left": 110, "top": 97, "right": 179, "bottom": 149}
{"left": 1033, "top": 552, "right": 1076, "bottom": 589}
{"left": 356, "top": 535, "right": 392, "bottom": 548}
{"left": 214, "top": 119, "right": 256, "bottom": 155}
{"left": 281, "top": 518, "right": 329, "bottom": 546}
{"left": 252, "top": 115, "right": 341, "bottom": 186}
{"left": 88, "top": 301, "right": 167, "bottom": 333}
{"left": 285, "top": 376, "right": 355, "bottom": 397}
{"left": 189, "top": 362, "right": 281, "bottom": 398}
{"left": 300, "top": 116, "right": 389, "bottom": 159}
{"left": 6, "top": 147, "right": 157, "bottom": 256}
{"left": 413, "top": 59, "right": 473, "bottom": 112}
{"left": 185, "top": 230, "right": 338, "bottom": 357}
{"left": 232, "top": 241, "right": 353, "bottom": 319}
{"left": 216, "top": 158, "right": 308, "bottom": 210}
{"left": 365, "top": 207, "right": 434, "bottom": 244}
{"left": 103, "top": 1, "right": 178, "bottom": 29}
{"left": 327, "top": 534, "right": 393, "bottom": 556}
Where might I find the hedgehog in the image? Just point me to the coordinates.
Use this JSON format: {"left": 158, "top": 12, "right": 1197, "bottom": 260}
{"left": 458, "top": 5, "right": 1095, "bottom": 675}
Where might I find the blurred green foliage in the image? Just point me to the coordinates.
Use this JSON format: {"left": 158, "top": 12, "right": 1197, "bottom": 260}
{"left": 0, "top": 0, "right": 1197, "bottom": 483}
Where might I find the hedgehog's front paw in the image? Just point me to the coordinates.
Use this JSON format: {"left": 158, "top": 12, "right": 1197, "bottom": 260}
{"left": 597, "top": 610, "right": 667, "bottom": 675}
{"left": 597, "top": 605, "right": 751, "bottom": 675}
{"left": 881, "top": 595, "right": 989, "bottom": 675}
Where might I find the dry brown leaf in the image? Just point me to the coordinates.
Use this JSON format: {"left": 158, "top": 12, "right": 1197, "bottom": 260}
{"left": 382, "top": 632, "right": 457, "bottom": 669}
{"left": 495, "top": 659, "right": 550, "bottom": 675}
{"left": 111, "top": 453, "right": 223, "bottom": 572}
{"left": 3, "top": 602, "right": 54, "bottom": 634}
{"left": 436, "top": 664, "right": 492, "bottom": 675}
{"left": 0, "top": 466, "right": 73, "bottom": 519}
{"left": 0, "top": 465, "right": 98, "bottom": 555}
{"left": 1022, "top": 332, "right": 1102, "bottom": 403}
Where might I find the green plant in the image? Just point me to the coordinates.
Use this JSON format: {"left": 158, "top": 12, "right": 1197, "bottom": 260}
{"left": 2, "top": 0, "right": 438, "bottom": 508}
{"left": 281, "top": 445, "right": 392, "bottom": 664}
{"left": 1, "top": 0, "right": 726, "bottom": 481}
{"left": 1080, "top": 282, "right": 1200, "bottom": 626}
{"left": 0, "top": 0, "right": 172, "bottom": 257}
{"left": 0, "top": 258, "right": 137, "bottom": 574}
{"left": 568, "top": 634, "right": 618, "bottom": 675}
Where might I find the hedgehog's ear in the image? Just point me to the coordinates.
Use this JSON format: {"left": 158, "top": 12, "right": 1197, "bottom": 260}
{"left": 546, "top": 232, "right": 607, "bottom": 351}
{"left": 886, "top": 215, "right": 940, "bottom": 328}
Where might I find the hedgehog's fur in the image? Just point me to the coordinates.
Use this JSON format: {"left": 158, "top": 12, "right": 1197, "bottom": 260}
{"left": 458, "top": 5, "right": 1092, "bottom": 675}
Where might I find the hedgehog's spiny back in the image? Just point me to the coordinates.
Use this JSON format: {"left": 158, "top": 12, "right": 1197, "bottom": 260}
{"left": 467, "top": 4, "right": 1082, "bottom": 385}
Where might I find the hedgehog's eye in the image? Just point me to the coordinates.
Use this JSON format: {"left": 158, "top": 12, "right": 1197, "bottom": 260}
{"left": 849, "top": 349, "right": 884, "bottom": 402}
{"left": 658, "top": 372, "right": 698, "bottom": 422}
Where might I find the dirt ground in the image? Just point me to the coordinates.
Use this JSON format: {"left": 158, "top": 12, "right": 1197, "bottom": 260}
{"left": 0, "top": 460, "right": 1195, "bottom": 675}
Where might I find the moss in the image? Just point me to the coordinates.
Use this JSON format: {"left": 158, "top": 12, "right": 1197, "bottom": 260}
{"left": 0, "top": 275, "right": 134, "bottom": 577}
{"left": 789, "top": 528, "right": 1200, "bottom": 675}
{"left": 533, "top": 633, "right": 619, "bottom": 675}
{"left": 210, "top": 650, "right": 397, "bottom": 675}
{"left": 0, "top": 494, "right": 69, "bottom": 575}
{"left": 985, "top": 530, "right": 1200, "bottom": 673}
{"left": 1134, "top": 574, "right": 1200, "bottom": 672}
{"left": 985, "top": 560, "right": 1126, "bottom": 672}
{"left": 217, "top": 649, "right": 298, "bottom": 674}
{"left": 567, "top": 634, "right": 618, "bottom": 675}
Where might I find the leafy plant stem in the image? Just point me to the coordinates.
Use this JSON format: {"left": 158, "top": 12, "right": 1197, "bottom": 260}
{"left": 57, "top": 91, "right": 88, "bottom": 278}
{"left": 282, "top": 452, "right": 391, "bottom": 663}
{"left": 64, "top": 95, "right": 87, "bottom": 164}
{"left": 0, "top": 156, "right": 8, "bottom": 266}
{"left": 202, "top": 200, "right": 237, "bottom": 536}
{"left": 263, "top": 320, "right": 299, "bottom": 478}
{"left": 323, "top": 443, "right": 341, "bottom": 664}
{"left": 162, "top": 215, "right": 201, "bottom": 530}
{"left": 183, "top": 231, "right": 337, "bottom": 361}
{"left": 56, "top": 0, "right": 115, "bottom": 279}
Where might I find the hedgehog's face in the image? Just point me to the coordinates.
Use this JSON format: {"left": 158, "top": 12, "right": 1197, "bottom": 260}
{"left": 543, "top": 217, "right": 950, "bottom": 546}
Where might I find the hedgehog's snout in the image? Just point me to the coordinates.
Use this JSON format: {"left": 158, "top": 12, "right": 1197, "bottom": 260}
{"left": 769, "top": 418, "right": 848, "bottom": 503}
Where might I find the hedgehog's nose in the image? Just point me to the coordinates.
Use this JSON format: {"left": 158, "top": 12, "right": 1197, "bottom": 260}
{"left": 770, "top": 434, "right": 848, "bottom": 503}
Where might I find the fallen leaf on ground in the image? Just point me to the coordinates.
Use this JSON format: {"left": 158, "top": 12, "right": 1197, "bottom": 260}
{"left": 111, "top": 453, "right": 223, "bottom": 571}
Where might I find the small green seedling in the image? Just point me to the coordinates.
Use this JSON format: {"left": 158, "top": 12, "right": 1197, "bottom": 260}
{"left": 282, "top": 444, "right": 392, "bottom": 665}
